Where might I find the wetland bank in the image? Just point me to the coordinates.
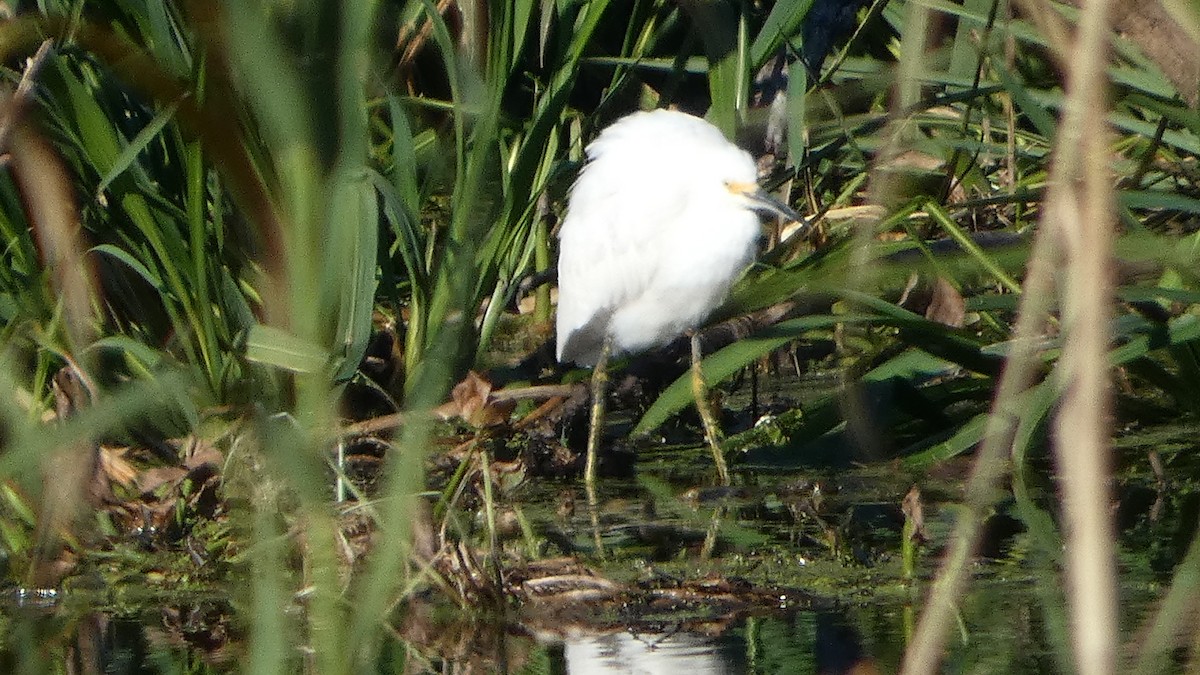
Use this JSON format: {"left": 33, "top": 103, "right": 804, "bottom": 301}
{"left": 3, "top": 0, "right": 1200, "bottom": 673}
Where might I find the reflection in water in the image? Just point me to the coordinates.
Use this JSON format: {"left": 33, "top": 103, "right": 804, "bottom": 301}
{"left": 4, "top": 599, "right": 891, "bottom": 673}
{"left": 554, "top": 612, "right": 880, "bottom": 675}
{"left": 562, "top": 630, "right": 735, "bottom": 674}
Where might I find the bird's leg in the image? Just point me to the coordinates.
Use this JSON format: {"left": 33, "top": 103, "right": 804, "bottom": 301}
{"left": 584, "top": 337, "right": 612, "bottom": 556}
{"left": 690, "top": 331, "right": 730, "bottom": 485}
{"left": 585, "top": 336, "right": 613, "bottom": 491}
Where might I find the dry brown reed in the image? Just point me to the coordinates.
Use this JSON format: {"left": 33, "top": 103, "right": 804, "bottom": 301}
{"left": 901, "top": 0, "right": 1120, "bottom": 672}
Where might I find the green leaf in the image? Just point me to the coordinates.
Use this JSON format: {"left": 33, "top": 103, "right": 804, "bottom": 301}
{"left": 90, "top": 243, "right": 164, "bottom": 290}
{"left": 245, "top": 324, "right": 330, "bottom": 375}
{"left": 750, "top": 0, "right": 813, "bottom": 67}
{"left": 993, "top": 60, "right": 1057, "bottom": 139}
{"left": 1119, "top": 190, "right": 1200, "bottom": 215}
{"left": 900, "top": 409, "right": 988, "bottom": 468}
{"left": 87, "top": 335, "right": 165, "bottom": 371}
{"left": 923, "top": 199, "right": 1022, "bottom": 293}
{"left": 96, "top": 101, "right": 179, "bottom": 196}
{"left": 633, "top": 313, "right": 876, "bottom": 435}
{"left": 328, "top": 172, "right": 380, "bottom": 383}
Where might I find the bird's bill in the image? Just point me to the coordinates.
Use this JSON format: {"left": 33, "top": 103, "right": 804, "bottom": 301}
{"left": 746, "top": 188, "right": 802, "bottom": 224}
{"left": 725, "top": 180, "right": 802, "bottom": 224}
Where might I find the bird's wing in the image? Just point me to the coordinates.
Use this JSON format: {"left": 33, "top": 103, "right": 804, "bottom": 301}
{"left": 555, "top": 164, "right": 691, "bottom": 363}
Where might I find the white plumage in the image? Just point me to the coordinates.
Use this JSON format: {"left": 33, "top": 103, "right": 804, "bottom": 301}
{"left": 556, "top": 109, "right": 784, "bottom": 366}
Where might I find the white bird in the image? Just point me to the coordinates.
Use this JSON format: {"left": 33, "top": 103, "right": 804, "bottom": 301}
{"left": 556, "top": 109, "right": 802, "bottom": 488}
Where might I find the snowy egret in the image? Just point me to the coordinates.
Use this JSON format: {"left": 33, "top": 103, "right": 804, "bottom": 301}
{"left": 556, "top": 109, "right": 803, "bottom": 488}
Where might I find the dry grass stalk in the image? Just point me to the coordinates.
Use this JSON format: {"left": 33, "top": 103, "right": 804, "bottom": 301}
{"left": 3, "top": 40, "right": 97, "bottom": 350}
{"left": 1045, "top": 0, "right": 1120, "bottom": 669}
{"left": 900, "top": 175, "right": 1060, "bottom": 675}
{"left": 902, "top": 0, "right": 1120, "bottom": 671}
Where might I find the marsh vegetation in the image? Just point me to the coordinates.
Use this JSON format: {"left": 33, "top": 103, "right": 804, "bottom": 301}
{"left": 1, "top": 0, "right": 1199, "bottom": 672}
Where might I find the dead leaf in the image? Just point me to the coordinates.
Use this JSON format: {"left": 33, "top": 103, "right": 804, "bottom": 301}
{"left": 98, "top": 445, "right": 137, "bottom": 488}
{"left": 182, "top": 436, "right": 223, "bottom": 471}
{"left": 925, "top": 277, "right": 966, "bottom": 328}
{"left": 137, "top": 467, "right": 187, "bottom": 497}
{"left": 901, "top": 485, "right": 926, "bottom": 543}
{"left": 442, "top": 371, "right": 517, "bottom": 428}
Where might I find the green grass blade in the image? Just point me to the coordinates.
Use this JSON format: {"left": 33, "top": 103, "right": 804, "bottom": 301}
{"left": 633, "top": 313, "right": 876, "bottom": 435}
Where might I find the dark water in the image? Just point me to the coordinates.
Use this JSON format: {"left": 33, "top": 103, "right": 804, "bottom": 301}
{"left": 0, "top": 585, "right": 1080, "bottom": 673}
{"left": 2, "top": 417, "right": 1194, "bottom": 673}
